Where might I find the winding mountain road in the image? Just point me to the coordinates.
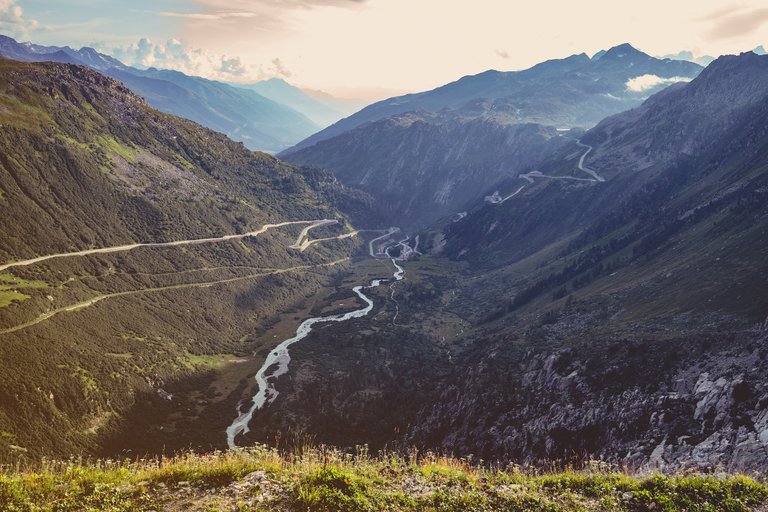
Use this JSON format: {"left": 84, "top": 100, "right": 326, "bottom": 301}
{"left": 519, "top": 170, "right": 597, "bottom": 183}
{"left": 287, "top": 219, "right": 339, "bottom": 251}
{"left": 486, "top": 139, "right": 606, "bottom": 209}
{"left": 0, "top": 220, "right": 335, "bottom": 273}
{"left": 368, "top": 228, "right": 401, "bottom": 258}
{"left": 0, "top": 219, "right": 350, "bottom": 336}
{"left": 575, "top": 140, "right": 605, "bottom": 182}
{"left": 0, "top": 259, "right": 349, "bottom": 336}
{"left": 288, "top": 219, "right": 362, "bottom": 253}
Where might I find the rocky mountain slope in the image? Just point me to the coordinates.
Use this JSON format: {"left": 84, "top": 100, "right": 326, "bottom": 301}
{"left": 0, "top": 57, "right": 375, "bottom": 461}
{"left": 284, "top": 112, "right": 570, "bottom": 227}
{"left": 284, "top": 43, "right": 702, "bottom": 154}
{"left": 245, "top": 52, "right": 768, "bottom": 473}
{"left": 0, "top": 35, "right": 320, "bottom": 152}
{"left": 402, "top": 51, "right": 768, "bottom": 470}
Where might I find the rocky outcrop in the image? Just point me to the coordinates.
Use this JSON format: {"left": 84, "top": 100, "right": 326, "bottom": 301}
{"left": 409, "top": 330, "right": 768, "bottom": 472}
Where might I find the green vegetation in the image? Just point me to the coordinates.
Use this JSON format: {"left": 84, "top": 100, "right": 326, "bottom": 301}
{"left": 183, "top": 352, "right": 239, "bottom": 371}
{"left": 96, "top": 135, "right": 138, "bottom": 163}
{"left": 0, "top": 58, "right": 378, "bottom": 462}
{"left": 0, "top": 446, "right": 765, "bottom": 511}
{"left": 0, "top": 273, "right": 47, "bottom": 308}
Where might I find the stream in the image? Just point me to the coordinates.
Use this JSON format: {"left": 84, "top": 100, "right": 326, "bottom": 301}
{"left": 226, "top": 258, "right": 405, "bottom": 448}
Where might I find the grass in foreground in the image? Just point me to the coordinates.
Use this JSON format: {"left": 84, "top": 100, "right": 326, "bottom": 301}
{"left": 1, "top": 446, "right": 766, "bottom": 511}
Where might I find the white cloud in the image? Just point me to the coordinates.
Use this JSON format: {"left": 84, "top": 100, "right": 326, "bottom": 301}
{"left": 701, "top": 6, "right": 768, "bottom": 41}
{"left": 0, "top": 0, "right": 39, "bottom": 39}
{"left": 105, "top": 38, "right": 292, "bottom": 82}
{"left": 626, "top": 74, "right": 691, "bottom": 93}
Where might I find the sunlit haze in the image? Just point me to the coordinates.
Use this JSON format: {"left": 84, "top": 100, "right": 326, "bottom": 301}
{"left": 5, "top": 1, "right": 768, "bottom": 101}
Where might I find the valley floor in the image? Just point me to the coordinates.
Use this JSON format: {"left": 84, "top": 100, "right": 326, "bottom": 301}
{"left": 1, "top": 446, "right": 766, "bottom": 511}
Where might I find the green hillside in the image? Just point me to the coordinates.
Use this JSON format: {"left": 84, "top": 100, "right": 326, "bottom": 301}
{"left": 0, "top": 58, "right": 376, "bottom": 462}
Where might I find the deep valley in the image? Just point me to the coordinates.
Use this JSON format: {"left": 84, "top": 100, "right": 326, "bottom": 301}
{"left": 0, "top": 22, "right": 767, "bottom": 510}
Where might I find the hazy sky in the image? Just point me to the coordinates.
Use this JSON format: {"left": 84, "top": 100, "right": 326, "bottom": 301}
{"left": 3, "top": 1, "right": 768, "bottom": 99}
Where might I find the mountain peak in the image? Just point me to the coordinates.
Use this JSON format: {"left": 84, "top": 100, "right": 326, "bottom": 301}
{"left": 602, "top": 43, "right": 648, "bottom": 60}
{"left": 260, "top": 77, "right": 290, "bottom": 85}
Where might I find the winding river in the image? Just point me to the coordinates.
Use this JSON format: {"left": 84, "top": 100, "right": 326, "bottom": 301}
{"left": 226, "top": 257, "right": 405, "bottom": 448}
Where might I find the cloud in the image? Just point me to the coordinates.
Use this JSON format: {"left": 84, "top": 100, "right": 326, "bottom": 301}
{"left": 192, "top": 0, "right": 367, "bottom": 10}
{"left": 702, "top": 6, "right": 768, "bottom": 41}
{"left": 495, "top": 49, "right": 510, "bottom": 59}
{"left": 106, "top": 38, "right": 291, "bottom": 82}
{"left": 220, "top": 56, "right": 246, "bottom": 76}
{"left": 157, "top": 11, "right": 257, "bottom": 21}
{"left": 626, "top": 74, "right": 691, "bottom": 93}
{"left": 177, "top": 0, "right": 368, "bottom": 26}
{"left": 173, "top": 0, "right": 369, "bottom": 40}
{"left": 269, "top": 58, "right": 291, "bottom": 78}
{"left": 0, "top": 0, "right": 39, "bottom": 39}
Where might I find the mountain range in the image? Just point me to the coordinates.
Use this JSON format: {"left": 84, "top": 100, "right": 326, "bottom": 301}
{"left": 282, "top": 44, "right": 703, "bottom": 227}
{"left": 284, "top": 43, "right": 702, "bottom": 154}
{"left": 231, "top": 78, "right": 349, "bottom": 127}
{"left": 0, "top": 35, "right": 353, "bottom": 153}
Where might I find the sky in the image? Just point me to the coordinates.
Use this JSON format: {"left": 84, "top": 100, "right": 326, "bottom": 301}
{"left": 2, "top": 0, "right": 768, "bottom": 100}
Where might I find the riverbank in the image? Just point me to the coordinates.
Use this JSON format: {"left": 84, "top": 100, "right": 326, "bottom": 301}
{"left": 1, "top": 445, "right": 766, "bottom": 511}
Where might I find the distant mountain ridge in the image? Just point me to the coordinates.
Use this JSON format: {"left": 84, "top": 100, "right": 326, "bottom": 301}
{"left": 283, "top": 43, "right": 702, "bottom": 154}
{"left": 0, "top": 34, "right": 322, "bottom": 152}
{"left": 232, "top": 78, "right": 346, "bottom": 127}
{"left": 282, "top": 44, "right": 702, "bottom": 227}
